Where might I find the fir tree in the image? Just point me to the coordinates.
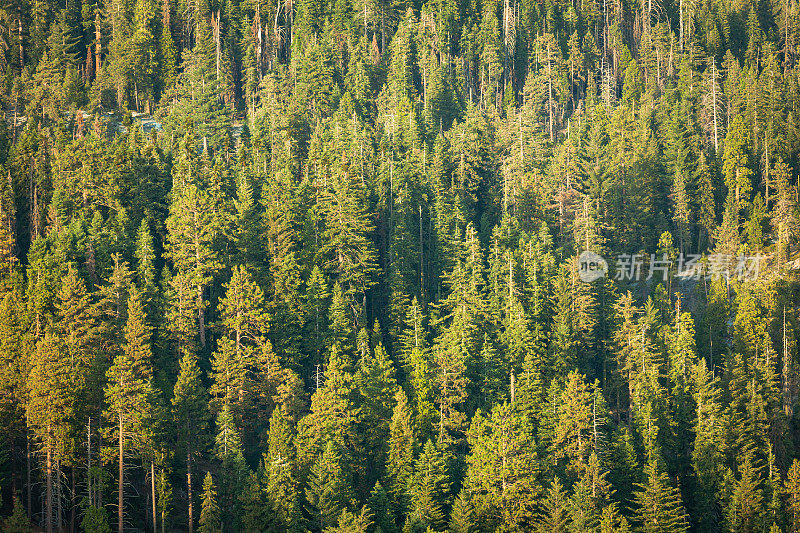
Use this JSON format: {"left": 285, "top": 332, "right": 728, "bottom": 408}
{"left": 386, "top": 388, "right": 415, "bottom": 519}
{"left": 405, "top": 440, "right": 449, "bottom": 532}
{"left": 631, "top": 460, "right": 689, "bottom": 533}
{"left": 103, "top": 286, "right": 156, "bottom": 533}
{"left": 172, "top": 349, "right": 210, "bottom": 533}
{"left": 198, "top": 473, "right": 222, "bottom": 533}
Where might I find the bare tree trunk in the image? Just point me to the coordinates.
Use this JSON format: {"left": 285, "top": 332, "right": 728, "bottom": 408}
{"left": 70, "top": 467, "right": 76, "bottom": 533}
{"left": 187, "top": 450, "right": 194, "bottom": 533}
{"left": 151, "top": 462, "right": 157, "bottom": 532}
{"left": 766, "top": 129, "right": 770, "bottom": 206}
{"left": 786, "top": 0, "right": 792, "bottom": 76}
{"left": 548, "top": 74, "right": 554, "bottom": 142}
{"left": 95, "top": 10, "right": 102, "bottom": 78}
{"left": 46, "top": 437, "right": 53, "bottom": 533}
{"left": 87, "top": 418, "right": 92, "bottom": 508}
{"left": 161, "top": 470, "right": 167, "bottom": 533}
{"left": 197, "top": 287, "right": 205, "bottom": 348}
{"left": 256, "top": 4, "right": 262, "bottom": 80}
{"left": 56, "top": 458, "right": 61, "bottom": 533}
{"left": 212, "top": 11, "right": 221, "bottom": 81}
{"left": 118, "top": 414, "right": 124, "bottom": 533}
{"left": 18, "top": 18, "right": 24, "bottom": 70}
{"left": 419, "top": 205, "right": 424, "bottom": 303}
{"left": 26, "top": 428, "right": 31, "bottom": 520}
{"left": 97, "top": 417, "right": 103, "bottom": 509}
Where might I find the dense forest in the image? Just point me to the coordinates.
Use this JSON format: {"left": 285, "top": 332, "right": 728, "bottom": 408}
{"left": 3, "top": 0, "right": 800, "bottom": 530}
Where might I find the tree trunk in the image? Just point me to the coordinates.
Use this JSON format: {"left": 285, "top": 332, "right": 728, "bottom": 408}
{"left": 151, "top": 462, "right": 157, "bottom": 532}
{"left": 18, "top": 18, "right": 24, "bottom": 70}
{"left": 95, "top": 10, "right": 102, "bottom": 78}
{"left": 26, "top": 428, "right": 31, "bottom": 520}
{"left": 419, "top": 205, "right": 424, "bottom": 303}
{"left": 197, "top": 287, "right": 205, "bottom": 348}
{"left": 381, "top": 2, "right": 386, "bottom": 52}
{"left": 548, "top": 61, "right": 554, "bottom": 143}
{"left": 55, "top": 459, "right": 62, "bottom": 530}
{"left": 766, "top": 129, "right": 770, "bottom": 206}
{"left": 118, "top": 414, "right": 124, "bottom": 533}
{"left": 212, "top": 10, "right": 221, "bottom": 81}
{"left": 786, "top": 0, "right": 792, "bottom": 76}
{"left": 70, "top": 467, "right": 76, "bottom": 533}
{"left": 712, "top": 63, "right": 718, "bottom": 152}
{"left": 87, "top": 418, "right": 92, "bottom": 508}
{"left": 46, "top": 438, "right": 53, "bottom": 533}
{"left": 256, "top": 5, "right": 262, "bottom": 80}
{"left": 187, "top": 449, "right": 194, "bottom": 533}
{"left": 97, "top": 417, "right": 103, "bottom": 509}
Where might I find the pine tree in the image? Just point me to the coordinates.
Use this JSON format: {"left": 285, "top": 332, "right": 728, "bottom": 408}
{"left": 324, "top": 507, "right": 372, "bottom": 533}
{"left": 135, "top": 219, "right": 157, "bottom": 308}
{"left": 172, "top": 350, "right": 210, "bottom": 533}
{"left": 631, "top": 460, "right": 689, "bottom": 533}
{"left": 54, "top": 264, "right": 101, "bottom": 440}
{"left": 549, "top": 371, "right": 595, "bottom": 477}
{"left": 405, "top": 440, "right": 449, "bottom": 532}
{"left": 785, "top": 459, "right": 800, "bottom": 532}
{"left": 297, "top": 344, "right": 360, "bottom": 474}
{"left": 464, "top": 403, "right": 539, "bottom": 528}
{"left": 316, "top": 168, "right": 379, "bottom": 316}
{"left": 449, "top": 489, "right": 475, "bottom": 533}
{"left": 772, "top": 159, "right": 798, "bottom": 263}
{"left": 386, "top": 388, "right": 415, "bottom": 519}
{"left": 157, "top": 467, "right": 173, "bottom": 533}
{"left": 27, "top": 332, "right": 73, "bottom": 533}
{"left": 532, "top": 33, "right": 566, "bottom": 142}
{"left": 534, "top": 479, "right": 570, "bottom": 533}
{"left": 725, "top": 452, "right": 765, "bottom": 533}
{"left": 355, "top": 341, "right": 398, "bottom": 481}
{"left": 213, "top": 405, "right": 248, "bottom": 529}
{"left": 104, "top": 286, "right": 156, "bottom": 533}
{"left": 264, "top": 408, "right": 301, "bottom": 530}
{"left": 198, "top": 473, "right": 221, "bottom": 533}
{"left": 399, "top": 299, "right": 436, "bottom": 437}
{"left": 3, "top": 495, "right": 32, "bottom": 532}
{"left": 210, "top": 265, "right": 269, "bottom": 422}
{"left": 305, "top": 441, "right": 353, "bottom": 531}
{"left": 240, "top": 471, "right": 274, "bottom": 532}
{"left": 367, "top": 482, "right": 396, "bottom": 533}
{"left": 166, "top": 180, "right": 222, "bottom": 349}
{"left": 691, "top": 361, "right": 728, "bottom": 532}
{"left": 722, "top": 114, "right": 753, "bottom": 211}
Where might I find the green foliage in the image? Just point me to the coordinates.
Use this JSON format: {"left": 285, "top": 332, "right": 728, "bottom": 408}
{"left": 10, "top": 4, "right": 800, "bottom": 532}
{"left": 3, "top": 496, "right": 31, "bottom": 533}
{"left": 199, "top": 472, "right": 222, "bottom": 533}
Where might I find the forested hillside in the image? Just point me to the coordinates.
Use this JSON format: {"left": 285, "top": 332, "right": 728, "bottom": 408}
{"left": 2, "top": 0, "right": 800, "bottom": 531}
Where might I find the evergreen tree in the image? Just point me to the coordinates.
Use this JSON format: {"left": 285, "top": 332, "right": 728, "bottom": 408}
{"left": 405, "top": 440, "right": 449, "bottom": 532}
{"left": 306, "top": 441, "right": 353, "bottom": 532}
{"left": 3, "top": 495, "right": 32, "bottom": 532}
{"left": 198, "top": 472, "right": 222, "bottom": 533}
{"left": 631, "top": 460, "right": 689, "bottom": 533}
{"left": 534, "top": 479, "right": 570, "bottom": 533}
{"left": 386, "top": 388, "right": 415, "bottom": 519}
{"left": 172, "top": 349, "right": 210, "bottom": 533}
{"left": 166, "top": 178, "right": 222, "bottom": 349}
{"left": 103, "top": 286, "right": 156, "bottom": 533}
